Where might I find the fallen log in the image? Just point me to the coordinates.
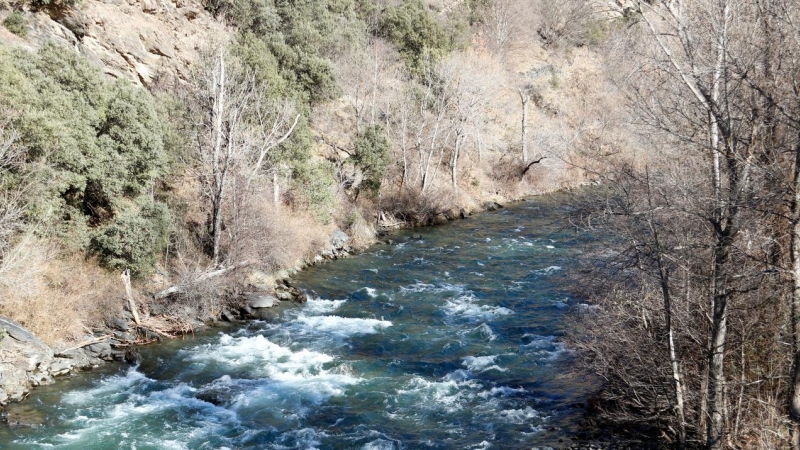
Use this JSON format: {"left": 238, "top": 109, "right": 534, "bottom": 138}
{"left": 56, "top": 335, "right": 112, "bottom": 356}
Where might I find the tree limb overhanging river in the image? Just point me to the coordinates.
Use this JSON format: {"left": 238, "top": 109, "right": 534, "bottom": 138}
{"left": 0, "top": 195, "right": 600, "bottom": 449}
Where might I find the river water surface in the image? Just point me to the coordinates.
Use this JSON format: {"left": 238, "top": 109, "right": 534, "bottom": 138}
{"left": 0, "top": 195, "right": 597, "bottom": 449}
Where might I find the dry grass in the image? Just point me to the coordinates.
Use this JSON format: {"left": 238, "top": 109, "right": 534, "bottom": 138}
{"left": 0, "top": 236, "right": 123, "bottom": 347}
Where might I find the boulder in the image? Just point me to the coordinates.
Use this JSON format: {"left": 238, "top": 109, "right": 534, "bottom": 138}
{"left": 331, "top": 229, "right": 350, "bottom": 250}
{"left": 485, "top": 201, "right": 504, "bottom": 211}
{"left": 275, "top": 291, "right": 294, "bottom": 301}
{"left": 108, "top": 318, "right": 130, "bottom": 331}
{"left": 246, "top": 294, "right": 279, "bottom": 309}
{"left": 252, "top": 308, "right": 277, "bottom": 321}
{"left": 85, "top": 341, "right": 112, "bottom": 359}
{"left": 220, "top": 309, "right": 237, "bottom": 322}
{"left": 113, "top": 331, "right": 136, "bottom": 341}
{"left": 49, "top": 361, "right": 73, "bottom": 377}
{"left": 0, "top": 317, "right": 52, "bottom": 356}
{"left": 433, "top": 213, "right": 449, "bottom": 225}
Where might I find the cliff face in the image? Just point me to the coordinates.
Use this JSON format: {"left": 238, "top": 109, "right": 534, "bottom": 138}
{"left": 2, "top": 0, "right": 227, "bottom": 85}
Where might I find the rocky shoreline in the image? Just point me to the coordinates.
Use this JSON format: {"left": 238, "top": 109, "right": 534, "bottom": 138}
{"left": 0, "top": 199, "right": 513, "bottom": 415}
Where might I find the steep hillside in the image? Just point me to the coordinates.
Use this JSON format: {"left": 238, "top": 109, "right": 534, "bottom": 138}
{"left": 0, "top": 0, "right": 627, "bottom": 404}
{"left": 1, "top": 0, "right": 224, "bottom": 84}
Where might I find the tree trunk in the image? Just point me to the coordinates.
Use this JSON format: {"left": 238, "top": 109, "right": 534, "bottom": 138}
{"left": 707, "top": 233, "right": 732, "bottom": 450}
{"left": 452, "top": 133, "right": 461, "bottom": 196}
{"left": 519, "top": 89, "right": 529, "bottom": 163}
{"left": 211, "top": 53, "right": 226, "bottom": 267}
{"left": 646, "top": 170, "right": 687, "bottom": 448}
{"left": 789, "top": 139, "right": 800, "bottom": 450}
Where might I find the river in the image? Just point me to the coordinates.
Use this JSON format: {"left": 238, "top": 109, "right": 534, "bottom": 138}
{"left": 0, "top": 195, "right": 598, "bottom": 449}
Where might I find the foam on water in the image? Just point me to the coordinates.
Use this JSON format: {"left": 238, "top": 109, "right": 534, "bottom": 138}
{"left": 396, "top": 376, "right": 482, "bottom": 414}
{"left": 41, "top": 370, "right": 241, "bottom": 448}
{"left": 182, "top": 336, "right": 363, "bottom": 412}
{"left": 522, "top": 334, "right": 568, "bottom": 360}
{"left": 536, "top": 266, "right": 562, "bottom": 275}
{"left": 362, "top": 439, "right": 398, "bottom": 450}
{"left": 187, "top": 334, "right": 335, "bottom": 374}
{"left": 296, "top": 315, "right": 392, "bottom": 336}
{"left": 460, "top": 323, "right": 497, "bottom": 341}
{"left": 462, "top": 355, "right": 507, "bottom": 373}
{"left": 62, "top": 367, "right": 149, "bottom": 405}
{"left": 443, "top": 294, "right": 514, "bottom": 321}
{"left": 499, "top": 407, "right": 541, "bottom": 424}
{"left": 303, "top": 298, "right": 346, "bottom": 315}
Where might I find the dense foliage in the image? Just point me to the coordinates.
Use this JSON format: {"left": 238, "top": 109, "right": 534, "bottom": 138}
{"left": 2, "top": 11, "right": 27, "bottom": 37}
{"left": 379, "top": 0, "right": 452, "bottom": 74}
{"left": 0, "top": 43, "right": 173, "bottom": 276}
{"left": 352, "top": 124, "right": 390, "bottom": 196}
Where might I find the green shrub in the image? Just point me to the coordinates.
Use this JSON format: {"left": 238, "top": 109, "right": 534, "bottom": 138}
{"left": 219, "top": 0, "right": 365, "bottom": 104}
{"left": 89, "top": 201, "right": 172, "bottom": 277}
{"left": 3, "top": 11, "right": 27, "bottom": 37}
{"left": 0, "top": 43, "right": 170, "bottom": 225}
{"left": 352, "top": 124, "right": 390, "bottom": 196}
{"left": 380, "top": 0, "right": 452, "bottom": 75}
{"left": 293, "top": 160, "right": 337, "bottom": 223}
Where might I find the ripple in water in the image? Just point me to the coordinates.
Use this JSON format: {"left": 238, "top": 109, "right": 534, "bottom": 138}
{"left": 2, "top": 195, "right": 595, "bottom": 449}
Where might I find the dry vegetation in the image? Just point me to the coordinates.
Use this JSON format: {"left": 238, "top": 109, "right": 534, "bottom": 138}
{"left": 0, "top": 238, "right": 123, "bottom": 346}
{"left": 0, "top": 0, "right": 623, "bottom": 402}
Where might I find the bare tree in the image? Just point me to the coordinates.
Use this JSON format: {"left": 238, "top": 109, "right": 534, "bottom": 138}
{"left": 534, "top": 0, "right": 594, "bottom": 48}
{"left": 188, "top": 50, "right": 299, "bottom": 267}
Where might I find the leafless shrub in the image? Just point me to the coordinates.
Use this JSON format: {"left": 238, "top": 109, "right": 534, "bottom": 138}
{"left": 533, "top": 0, "right": 596, "bottom": 48}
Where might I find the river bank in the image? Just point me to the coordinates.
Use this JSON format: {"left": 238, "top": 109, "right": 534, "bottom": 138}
{"left": 0, "top": 192, "right": 531, "bottom": 416}
{"left": 0, "top": 194, "right": 620, "bottom": 449}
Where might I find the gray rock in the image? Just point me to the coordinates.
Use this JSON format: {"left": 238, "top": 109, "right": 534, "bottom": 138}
{"left": 0, "top": 317, "right": 52, "bottom": 356}
{"left": 85, "top": 341, "right": 112, "bottom": 359}
{"left": 433, "top": 213, "right": 448, "bottom": 225}
{"left": 220, "top": 309, "right": 236, "bottom": 322}
{"left": 246, "top": 294, "right": 279, "bottom": 309}
{"left": 108, "top": 318, "right": 130, "bottom": 331}
{"left": 49, "top": 361, "right": 73, "bottom": 377}
{"left": 331, "top": 230, "right": 350, "bottom": 249}
{"left": 485, "top": 201, "right": 504, "bottom": 211}
{"left": 113, "top": 331, "right": 136, "bottom": 342}
{"left": 29, "top": 371, "right": 52, "bottom": 386}
{"left": 275, "top": 291, "right": 294, "bottom": 301}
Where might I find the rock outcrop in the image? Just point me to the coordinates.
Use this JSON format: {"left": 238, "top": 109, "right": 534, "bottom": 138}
{"left": 0, "top": 316, "right": 132, "bottom": 405}
{"left": 5, "top": 0, "right": 227, "bottom": 86}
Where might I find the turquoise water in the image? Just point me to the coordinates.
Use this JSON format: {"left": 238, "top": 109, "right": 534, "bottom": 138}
{"left": 0, "top": 196, "right": 596, "bottom": 449}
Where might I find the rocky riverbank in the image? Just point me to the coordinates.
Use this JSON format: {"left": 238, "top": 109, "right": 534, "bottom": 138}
{"left": 0, "top": 199, "right": 510, "bottom": 417}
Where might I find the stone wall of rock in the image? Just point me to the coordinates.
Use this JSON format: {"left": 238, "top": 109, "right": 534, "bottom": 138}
{"left": 2, "top": 0, "right": 227, "bottom": 86}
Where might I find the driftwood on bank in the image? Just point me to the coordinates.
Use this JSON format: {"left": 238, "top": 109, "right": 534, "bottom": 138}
{"left": 56, "top": 334, "right": 112, "bottom": 356}
{"left": 121, "top": 269, "right": 141, "bottom": 325}
{"left": 153, "top": 260, "right": 254, "bottom": 300}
